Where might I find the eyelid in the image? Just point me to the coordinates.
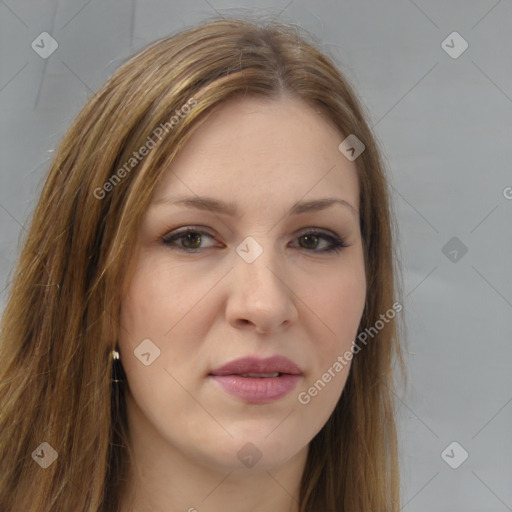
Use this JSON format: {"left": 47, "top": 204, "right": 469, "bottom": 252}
{"left": 161, "top": 225, "right": 216, "bottom": 242}
{"left": 295, "top": 226, "right": 342, "bottom": 238}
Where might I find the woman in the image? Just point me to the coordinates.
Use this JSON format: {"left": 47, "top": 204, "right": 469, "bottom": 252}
{"left": 0, "top": 16, "right": 406, "bottom": 512}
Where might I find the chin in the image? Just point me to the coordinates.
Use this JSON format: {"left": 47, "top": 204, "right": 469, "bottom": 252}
{"left": 186, "top": 435, "right": 293, "bottom": 471}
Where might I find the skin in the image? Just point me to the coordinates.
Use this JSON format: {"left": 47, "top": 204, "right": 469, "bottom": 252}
{"left": 117, "top": 95, "right": 367, "bottom": 512}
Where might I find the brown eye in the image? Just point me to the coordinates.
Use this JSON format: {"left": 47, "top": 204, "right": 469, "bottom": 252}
{"left": 293, "top": 230, "right": 350, "bottom": 254}
{"left": 180, "top": 232, "right": 202, "bottom": 249}
{"left": 162, "top": 229, "right": 215, "bottom": 252}
{"left": 299, "top": 234, "right": 320, "bottom": 250}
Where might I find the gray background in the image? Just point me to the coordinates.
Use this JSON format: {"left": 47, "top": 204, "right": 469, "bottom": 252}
{"left": 1, "top": 0, "right": 511, "bottom": 510}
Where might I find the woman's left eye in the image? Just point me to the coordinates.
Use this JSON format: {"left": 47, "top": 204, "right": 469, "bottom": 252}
{"left": 161, "top": 227, "right": 350, "bottom": 254}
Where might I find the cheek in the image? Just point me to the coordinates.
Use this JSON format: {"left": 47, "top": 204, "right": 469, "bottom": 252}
{"left": 294, "top": 266, "right": 365, "bottom": 427}
{"left": 301, "top": 259, "right": 366, "bottom": 402}
{"left": 311, "top": 262, "right": 366, "bottom": 345}
{"left": 118, "top": 258, "right": 172, "bottom": 381}
{"left": 119, "top": 253, "right": 196, "bottom": 340}
{"left": 118, "top": 254, "right": 212, "bottom": 384}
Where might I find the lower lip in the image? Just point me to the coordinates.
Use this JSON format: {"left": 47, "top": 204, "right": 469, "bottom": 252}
{"left": 209, "top": 374, "right": 302, "bottom": 404}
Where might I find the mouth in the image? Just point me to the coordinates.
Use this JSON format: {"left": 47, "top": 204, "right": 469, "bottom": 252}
{"left": 208, "top": 355, "right": 303, "bottom": 404}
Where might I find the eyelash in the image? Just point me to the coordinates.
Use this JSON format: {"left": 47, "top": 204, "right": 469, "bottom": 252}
{"left": 160, "top": 227, "right": 350, "bottom": 254}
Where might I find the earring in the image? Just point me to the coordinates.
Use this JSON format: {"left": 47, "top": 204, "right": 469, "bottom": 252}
{"left": 111, "top": 348, "right": 124, "bottom": 383}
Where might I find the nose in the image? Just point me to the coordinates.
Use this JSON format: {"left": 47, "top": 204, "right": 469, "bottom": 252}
{"left": 225, "top": 243, "right": 299, "bottom": 334}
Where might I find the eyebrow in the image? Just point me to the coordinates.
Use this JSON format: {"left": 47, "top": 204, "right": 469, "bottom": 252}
{"left": 151, "top": 195, "right": 358, "bottom": 218}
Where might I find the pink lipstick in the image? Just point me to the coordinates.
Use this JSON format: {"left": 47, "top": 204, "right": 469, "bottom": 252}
{"left": 209, "top": 355, "right": 302, "bottom": 404}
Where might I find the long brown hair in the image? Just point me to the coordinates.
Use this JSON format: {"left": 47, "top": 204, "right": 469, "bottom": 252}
{"left": 0, "top": 15, "right": 406, "bottom": 511}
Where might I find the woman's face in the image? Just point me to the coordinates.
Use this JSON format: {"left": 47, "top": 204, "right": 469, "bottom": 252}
{"left": 119, "top": 95, "right": 366, "bottom": 473}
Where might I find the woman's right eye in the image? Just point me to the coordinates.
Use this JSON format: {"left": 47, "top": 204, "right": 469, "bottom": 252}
{"left": 161, "top": 228, "right": 216, "bottom": 252}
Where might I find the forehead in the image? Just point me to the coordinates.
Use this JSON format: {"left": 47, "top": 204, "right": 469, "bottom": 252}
{"left": 152, "top": 96, "right": 360, "bottom": 211}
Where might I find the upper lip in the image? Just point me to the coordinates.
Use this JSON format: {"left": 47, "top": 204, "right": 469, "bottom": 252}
{"left": 209, "top": 355, "right": 302, "bottom": 376}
